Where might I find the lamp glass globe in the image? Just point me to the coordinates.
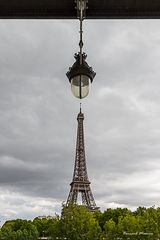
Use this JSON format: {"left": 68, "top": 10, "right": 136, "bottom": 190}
{"left": 71, "top": 75, "right": 89, "bottom": 99}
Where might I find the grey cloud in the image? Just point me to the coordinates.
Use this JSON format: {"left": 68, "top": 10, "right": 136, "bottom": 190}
{"left": 0, "top": 20, "right": 160, "bottom": 221}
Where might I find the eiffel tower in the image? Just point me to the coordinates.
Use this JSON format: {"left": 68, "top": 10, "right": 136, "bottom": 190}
{"left": 66, "top": 106, "right": 99, "bottom": 211}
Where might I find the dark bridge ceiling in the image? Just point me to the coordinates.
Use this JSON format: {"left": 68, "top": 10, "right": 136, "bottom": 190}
{"left": 1, "top": 0, "right": 160, "bottom": 19}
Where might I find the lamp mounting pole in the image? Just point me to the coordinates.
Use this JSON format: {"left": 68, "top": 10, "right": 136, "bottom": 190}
{"left": 76, "top": 0, "right": 87, "bottom": 63}
{"left": 76, "top": 0, "right": 87, "bottom": 98}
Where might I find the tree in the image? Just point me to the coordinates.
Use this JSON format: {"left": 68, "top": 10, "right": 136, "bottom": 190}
{"left": 33, "top": 217, "right": 59, "bottom": 238}
{"left": 104, "top": 219, "right": 118, "bottom": 240}
{"left": 118, "top": 215, "right": 140, "bottom": 240}
{"left": 0, "top": 219, "right": 39, "bottom": 240}
{"left": 52, "top": 204, "right": 101, "bottom": 240}
{"left": 99, "top": 208, "right": 132, "bottom": 230}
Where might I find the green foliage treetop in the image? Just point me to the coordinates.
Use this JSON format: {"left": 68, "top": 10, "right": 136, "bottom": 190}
{"left": 0, "top": 205, "right": 160, "bottom": 240}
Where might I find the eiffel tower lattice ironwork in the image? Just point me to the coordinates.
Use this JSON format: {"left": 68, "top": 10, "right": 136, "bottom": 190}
{"left": 66, "top": 106, "right": 99, "bottom": 211}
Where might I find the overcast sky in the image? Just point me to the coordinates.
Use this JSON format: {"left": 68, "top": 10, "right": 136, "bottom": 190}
{"left": 0, "top": 19, "right": 160, "bottom": 223}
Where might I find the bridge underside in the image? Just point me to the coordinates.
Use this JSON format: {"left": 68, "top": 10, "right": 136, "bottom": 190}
{"left": 1, "top": 0, "right": 160, "bottom": 19}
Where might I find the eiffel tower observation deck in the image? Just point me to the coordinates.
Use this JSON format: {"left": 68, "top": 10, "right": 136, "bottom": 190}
{"left": 66, "top": 106, "right": 99, "bottom": 211}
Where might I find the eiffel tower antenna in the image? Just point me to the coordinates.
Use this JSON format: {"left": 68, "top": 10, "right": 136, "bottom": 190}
{"left": 66, "top": 107, "right": 99, "bottom": 211}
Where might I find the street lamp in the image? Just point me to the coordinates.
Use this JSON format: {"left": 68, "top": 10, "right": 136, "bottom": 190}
{"left": 66, "top": 52, "right": 96, "bottom": 99}
{"left": 66, "top": 0, "right": 96, "bottom": 99}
